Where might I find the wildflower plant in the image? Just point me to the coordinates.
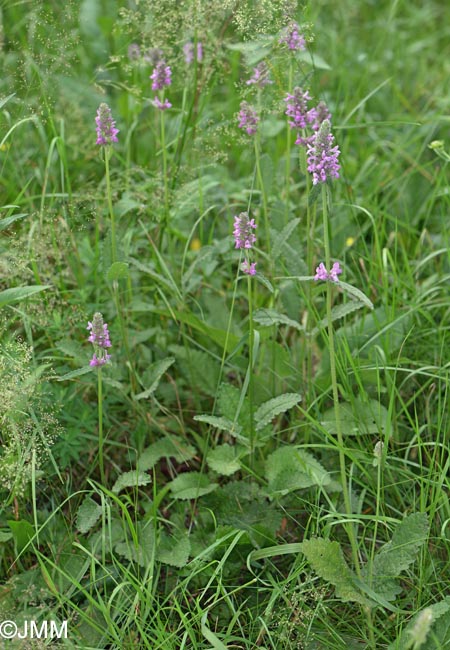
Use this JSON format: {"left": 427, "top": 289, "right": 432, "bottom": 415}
{"left": 279, "top": 21, "right": 306, "bottom": 50}
{"left": 2, "top": 4, "right": 447, "bottom": 649}
{"left": 95, "top": 102, "right": 119, "bottom": 265}
{"left": 95, "top": 103, "right": 119, "bottom": 146}
{"left": 87, "top": 312, "right": 111, "bottom": 484}
{"left": 238, "top": 101, "right": 259, "bottom": 135}
{"left": 307, "top": 118, "right": 341, "bottom": 185}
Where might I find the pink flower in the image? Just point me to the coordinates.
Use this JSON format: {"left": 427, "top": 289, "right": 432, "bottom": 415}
{"left": 233, "top": 212, "right": 257, "bottom": 249}
{"left": 241, "top": 261, "right": 257, "bottom": 276}
{"left": 152, "top": 97, "right": 172, "bottom": 110}
{"left": 314, "top": 262, "right": 342, "bottom": 282}
{"left": 87, "top": 312, "right": 112, "bottom": 367}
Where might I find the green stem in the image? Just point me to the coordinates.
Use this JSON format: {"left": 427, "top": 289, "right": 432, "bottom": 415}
{"left": 254, "top": 136, "right": 270, "bottom": 260}
{"left": 98, "top": 367, "right": 105, "bottom": 485}
{"left": 321, "top": 184, "right": 360, "bottom": 574}
{"left": 160, "top": 107, "right": 169, "bottom": 245}
{"left": 302, "top": 143, "right": 315, "bottom": 398}
{"left": 104, "top": 149, "right": 117, "bottom": 264}
{"left": 247, "top": 271, "right": 255, "bottom": 460}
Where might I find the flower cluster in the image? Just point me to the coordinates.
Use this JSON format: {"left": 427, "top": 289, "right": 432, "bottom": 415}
{"left": 279, "top": 22, "right": 306, "bottom": 51}
{"left": 311, "top": 101, "right": 332, "bottom": 132}
{"left": 238, "top": 101, "right": 259, "bottom": 135}
{"left": 183, "top": 41, "right": 203, "bottom": 64}
{"left": 233, "top": 212, "right": 257, "bottom": 249}
{"left": 87, "top": 312, "right": 112, "bottom": 367}
{"left": 306, "top": 119, "right": 340, "bottom": 185}
{"left": 150, "top": 61, "right": 172, "bottom": 90}
{"left": 95, "top": 103, "right": 119, "bottom": 146}
{"left": 314, "top": 262, "right": 342, "bottom": 282}
{"left": 150, "top": 60, "right": 172, "bottom": 111}
{"left": 233, "top": 212, "right": 257, "bottom": 276}
{"left": 246, "top": 61, "right": 272, "bottom": 87}
{"left": 284, "top": 87, "right": 315, "bottom": 130}
{"left": 152, "top": 97, "right": 172, "bottom": 110}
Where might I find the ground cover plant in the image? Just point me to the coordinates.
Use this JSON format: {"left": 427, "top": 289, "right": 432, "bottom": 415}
{"left": 0, "top": 0, "right": 449, "bottom": 648}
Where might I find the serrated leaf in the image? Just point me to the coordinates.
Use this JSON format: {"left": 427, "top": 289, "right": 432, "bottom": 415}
{"left": 266, "top": 447, "right": 330, "bottom": 494}
{"left": 339, "top": 281, "right": 374, "bottom": 309}
{"left": 301, "top": 538, "right": 372, "bottom": 606}
{"left": 298, "top": 50, "right": 331, "bottom": 70}
{"left": 76, "top": 497, "right": 103, "bottom": 534}
{"left": 169, "top": 472, "right": 217, "bottom": 500}
{"left": 313, "top": 300, "right": 369, "bottom": 334}
{"left": 255, "top": 273, "right": 274, "bottom": 293}
{"left": 253, "top": 308, "right": 303, "bottom": 331}
{"left": 0, "top": 286, "right": 51, "bottom": 308}
{"left": 207, "top": 444, "right": 241, "bottom": 476}
{"left": 322, "top": 397, "right": 390, "bottom": 436}
{"left": 364, "top": 513, "right": 428, "bottom": 601}
{"left": 106, "top": 262, "right": 129, "bottom": 281}
{"left": 57, "top": 366, "right": 93, "bottom": 381}
{"left": 202, "top": 482, "right": 283, "bottom": 542}
{"left": 112, "top": 471, "right": 152, "bottom": 494}
{"left": 157, "top": 532, "right": 191, "bottom": 568}
{"left": 138, "top": 437, "right": 197, "bottom": 471}
{"left": 254, "top": 393, "right": 302, "bottom": 431}
{"left": 271, "top": 218, "right": 301, "bottom": 261}
{"left": 194, "top": 415, "right": 242, "bottom": 436}
{"left": 115, "top": 522, "right": 155, "bottom": 567}
{"left": 217, "top": 383, "right": 245, "bottom": 422}
{"left": 134, "top": 357, "right": 175, "bottom": 400}
{"left": 308, "top": 182, "right": 322, "bottom": 207}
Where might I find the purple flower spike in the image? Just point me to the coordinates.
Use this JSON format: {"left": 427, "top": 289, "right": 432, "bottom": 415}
{"left": 306, "top": 119, "right": 340, "bottom": 185}
{"left": 279, "top": 22, "right": 306, "bottom": 51}
{"left": 87, "top": 312, "right": 112, "bottom": 367}
{"left": 241, "top": 261, "right": 257, "bottom": 276}
{"left": 95, "top": 103, "right": 119, "bottom": 146}
{"left": 311, "top": 101, "right": 332, "bottom": 132}
{"left": 183, "top": 41, "right": 203, "bottom": 64}
{"left": 152, "top": 97, "right": 172, "bottom": 110}
{"left": 314, "top": 262, "right": 342, "bottom": 282}
{"left": 233, "top": 212, "right": 257, "bottom": 249}
{"left": 246, "top": 61, "right": 272, "bottom": 87}
{"left": 238, "top": 101, "right": 259, "bottom": 135}
{"left": 150, "top": 61, "right": 172, "bottom": 90}
{"left": 284, "top": 87, "right": 315, "bottom": 130}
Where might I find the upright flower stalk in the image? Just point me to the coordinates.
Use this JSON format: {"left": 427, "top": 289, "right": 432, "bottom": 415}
{"left": 233, "top": 212, "right": 257, "bottom": 455}
{"left": 95, "top": 103, "right": 119, "bottom": 265}
{"left": 307, "top": 120, "right": 360, "bottom": 572}
{"left": 150, "top": 60, "right": 172, "bottom": 241}
{"left": 87, "top": 312, "right": 112, "bottom": 485}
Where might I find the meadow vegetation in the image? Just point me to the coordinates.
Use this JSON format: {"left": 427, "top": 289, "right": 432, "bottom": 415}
{"left": 0, "top": 1, "right": 449, "bottom": 648}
